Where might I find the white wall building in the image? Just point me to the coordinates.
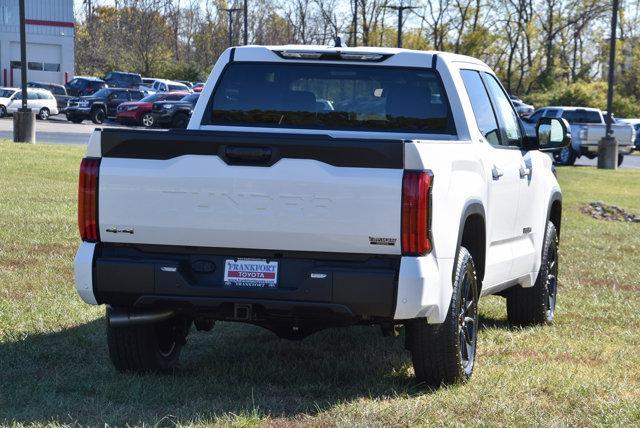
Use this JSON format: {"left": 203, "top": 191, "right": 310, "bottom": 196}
{"left": 0, "top": 0, "right": 74, "bottom": 87}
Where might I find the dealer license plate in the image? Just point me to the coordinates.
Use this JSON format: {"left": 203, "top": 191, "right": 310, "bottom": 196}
{"left": 224, "top": 259, "right": 278, "bottom": 288}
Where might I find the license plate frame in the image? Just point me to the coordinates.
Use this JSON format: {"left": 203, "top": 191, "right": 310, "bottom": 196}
{"left": 223, "top": 258, "right": 279, "bottom": 288}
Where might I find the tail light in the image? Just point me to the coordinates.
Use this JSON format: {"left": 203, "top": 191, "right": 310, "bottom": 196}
{"left": 402, "top": 170, "right": 433, "bottom": 255}
{"left": 78, "top": 158, "right": 101, "bottom": 242}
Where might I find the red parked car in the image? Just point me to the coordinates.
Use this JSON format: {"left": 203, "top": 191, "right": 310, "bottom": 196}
{"left": 116, "top": 91, "right": 188, "bottom": 127}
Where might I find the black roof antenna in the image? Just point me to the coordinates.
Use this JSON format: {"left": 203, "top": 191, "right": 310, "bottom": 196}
{"left": 333, "top": 36, "right": 347, "bottom": 48}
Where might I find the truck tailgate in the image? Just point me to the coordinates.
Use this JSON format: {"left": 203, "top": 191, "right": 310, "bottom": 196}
{"left": 97, "top": 129, "right": 404, "bottom": 255}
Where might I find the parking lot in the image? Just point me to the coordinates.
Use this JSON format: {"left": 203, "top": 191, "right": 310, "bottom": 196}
{"left": 0, "top": 116, "right": 153, "bottom": 145}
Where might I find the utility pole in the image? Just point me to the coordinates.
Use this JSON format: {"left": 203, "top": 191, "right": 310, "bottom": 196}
{"left": 384, "top": 2, "right": 416, "bottom": 48}
{"left": 222, "top": 7, "right": 242, "bottom": 47}
{"left": 243, "top": 0, "right": 248, "bottom": 45}
{"left": 13, "top": 0, "right": 35, "bottom": 143}
{"left": 598, "top": 0, "right": 619, "bottom": 169}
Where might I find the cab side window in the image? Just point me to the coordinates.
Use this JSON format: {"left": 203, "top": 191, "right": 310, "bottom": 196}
{"left": 482, "top": 73, "right": 522, "bottom": 147}
{"left": 460, "top": 69, "right": 500, "bottom": 146}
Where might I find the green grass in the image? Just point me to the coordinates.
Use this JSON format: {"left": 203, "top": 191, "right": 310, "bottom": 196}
{"left": 0, "top": 140, "right": 639, "bottom": 426}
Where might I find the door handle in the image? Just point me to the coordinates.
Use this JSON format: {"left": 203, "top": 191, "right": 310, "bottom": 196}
{"left": 492, "top": 165, "right": 504, "bottom": 180}
{"left": 519, "top": 166, "right": 531, "bottom": 179}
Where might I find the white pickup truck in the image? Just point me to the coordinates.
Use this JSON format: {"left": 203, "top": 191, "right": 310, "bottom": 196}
{"left": 74, "top": 45, "right": 568, "bottom": 386}
{"left": 522, "top": 106, "right": 634, "bottom": 166}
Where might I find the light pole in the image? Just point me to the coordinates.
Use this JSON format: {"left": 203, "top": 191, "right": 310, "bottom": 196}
{"left": 598, "top": 0, "right": 619, "bottom": 169}
{"left": 352, "top": 0, "right": 358, "bottom": 47}
{"left": 13, "top": 0, "right": 35, "bottom": 143}
{"left": 222, "top": 7, "right": 242, "bottom": 47}
{"left": 243, "top": 0, "right": 248, "bottom": 45}
{"left": 383, "top": 2, "right": 416, "bottom": 48}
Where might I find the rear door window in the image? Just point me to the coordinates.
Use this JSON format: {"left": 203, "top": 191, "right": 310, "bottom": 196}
{"left": 207, "top": 62, "right": 455, "bottom": 134}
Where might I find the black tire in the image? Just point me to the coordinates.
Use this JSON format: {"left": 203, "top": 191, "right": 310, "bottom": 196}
{"left": 406, "top": 246, "right": 479, "bottom": 386}
{"left": 0, "top": 105, "right": 6, "bottom": 118}
{"left": 618, "top": 154, "right": 624, "bottom": 167}
{"left": 553, "top": 146, "right": 576, "bottom": 166}
{"left": 106, "top": 308, "right": 189, "bottom": 373}
{"left": 506, "top": 221, "right": 558, "bottom": 326}
{"left": 90, "top": 107, "right": 106, "bottom": 124}
{"left": 38, "top": 107, "right": 50, "bottom": 120}
{"left": 68, "top": 116, "right": 84, "bottom": 124}
{"left": 172, "top": 113, "right": 189, "bottom": 129}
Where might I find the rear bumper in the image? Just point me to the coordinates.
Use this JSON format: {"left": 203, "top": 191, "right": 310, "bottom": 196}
{"left": 77, "top": 242, "right": 400, "bottom": 320}
{"left": 74, "top": 243, "right": 452, "bottom": 323}
{"left": 581, "top": 144, "right": 633, "bottom": 155}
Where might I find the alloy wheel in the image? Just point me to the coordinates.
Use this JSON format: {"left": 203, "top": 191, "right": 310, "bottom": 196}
{"left": 545, "top": 241, "right": 558, "bottom": 322}
{"left": 458, "top": 268, "right": 478, "bottom": 375}
{"left": 142, "top": 114, "right": 154, "bottom": 127}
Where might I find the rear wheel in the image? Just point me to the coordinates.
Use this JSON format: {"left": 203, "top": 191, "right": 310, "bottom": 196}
{"left": 106, "top": 308, "right": 189, "bottom": 373}
{"left": 38, "top": 107, "right": 50, "bottom": 120}
{"left": 554, "top": 146, "right": 576, "bottom": 166}
{"left": 0, "top": 105, "right": 6, "bottom": 118}
{"left": 90, "top": 107, "right": 105, "bottom": 124}
{"left": 618, "top": 154, "right": 624, "bottom": 167}
{"left": 406, "top": 246, "right": 479, "bottom": 386}
{"left": 506, "top": 221, "right": 558, "bottom": 326}
{"left": 141, "top": 113, "right": 154, "bottom": 128}
{"left": 172, "top": 112, "right": 189, "bottom": 129}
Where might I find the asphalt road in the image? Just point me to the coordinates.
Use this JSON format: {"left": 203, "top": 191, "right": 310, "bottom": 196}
{"left": 574, "top": 152, "right": 640, "bottom": 169}
{"left": 2, "top": 115, "right": 639, "bottom": 168}
{"left": 0, "top": 115, "right": 149, "bottom": 145}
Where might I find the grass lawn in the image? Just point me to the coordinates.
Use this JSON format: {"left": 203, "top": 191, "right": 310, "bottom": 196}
{"left": 0, "top": 140, "right": 639, "bottom": 426}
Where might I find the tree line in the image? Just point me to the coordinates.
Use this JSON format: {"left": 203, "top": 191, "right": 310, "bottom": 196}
{"left": 75, "top": 0, "right": 640, "bottom": 116}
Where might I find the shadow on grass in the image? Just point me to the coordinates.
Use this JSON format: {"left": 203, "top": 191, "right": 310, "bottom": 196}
{"left": 0, "top": 318, "right": 414, "bottom": 425}
{"left": 0, "top": 312, "right": 513, "bottom": 425}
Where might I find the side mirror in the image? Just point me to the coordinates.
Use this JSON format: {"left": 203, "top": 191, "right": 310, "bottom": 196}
{"left": 536, "top": 117, "right": 571, "bottom": 151}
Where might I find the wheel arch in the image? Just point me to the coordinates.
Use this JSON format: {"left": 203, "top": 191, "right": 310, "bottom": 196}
{"left": 547, "top": 192, "right": 562, "bottom": 240}
{"left": 454, "top": 200, "right": 486, "bottom": 286}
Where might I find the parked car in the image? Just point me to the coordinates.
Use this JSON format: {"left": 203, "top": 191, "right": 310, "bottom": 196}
{"left": 116, "top": 91, "right": 189, "bottom": 127}
{"left": 177, "top": 80, "right": 193, "bottom": 89}
{"left": 619, "top": 118, "right": 640, "bottom": 151}
{"left": 192, "top": 82, "right": 205, "bottom": 92}
{"left": 65, "top": 76, "right": 107, "bottom": 97}
{"left": 512, "top": 99, "right": 534, "bottom": 118}
{"left": 150, "top": 92, "right": 199, "bottom": 128}
{"left": 27, "top": 81, "right": 73, "bottom": 111}
{"left": 522, "top": 106, "right": 634, "bottom": 166}
{"left": 75, "top": 45, "right": 567, "bottom": 386}
{"left": 6, "top": 88, "right": 58, "bottom": 119}
{"left": 140, "top": 78, "right": 191, "bottom": 94}
{"left": 66, "top": 88, "right": 144, "bottom": 124}
{"left": 0, "top": 87, "right": 19, "bottom": 117}
{"left": 103, "top": 71, "right": 143, "bottom": 89}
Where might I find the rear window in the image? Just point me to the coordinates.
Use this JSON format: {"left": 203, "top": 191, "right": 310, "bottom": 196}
{"left": 207, "top": 62, "right": 454, "bottom": 134}
{"left": 561, "top": 110, "right": 602, "bottom": 124}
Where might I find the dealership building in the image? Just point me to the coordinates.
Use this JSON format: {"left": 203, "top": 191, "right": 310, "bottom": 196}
{"left": 0, "top": 0, "right": 74, "bottom": 87}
